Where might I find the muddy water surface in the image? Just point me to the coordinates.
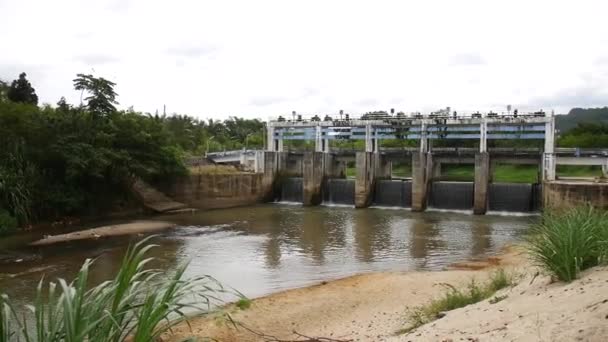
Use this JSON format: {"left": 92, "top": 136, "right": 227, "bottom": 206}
{"left": 0, "top": 204, "right": 535, "bottom": 309}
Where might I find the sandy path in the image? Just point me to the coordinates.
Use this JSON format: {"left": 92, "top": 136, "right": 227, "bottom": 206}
{"left": 29, "top": 221, "right": 175, "bottom": 246}
{"left": 168, "top": 248, "right": 524, "bottom": 342}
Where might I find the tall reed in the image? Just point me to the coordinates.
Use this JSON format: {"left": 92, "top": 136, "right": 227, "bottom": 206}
{"left": 0, "top": 236, "right": 233, "bottom": 341}
{"left": 527, "top": 206, "right": 608, "bottom": 282}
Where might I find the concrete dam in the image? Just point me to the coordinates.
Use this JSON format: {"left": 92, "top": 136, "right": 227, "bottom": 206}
{"left": 205, "top": 111, "right": 608, "bottom": 213}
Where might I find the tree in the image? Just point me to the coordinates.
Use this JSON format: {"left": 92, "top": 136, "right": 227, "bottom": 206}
{"left": 0, "top": 79, "right": 8, "bottom": 102}
{"left": 57, "top": 96, "right": 71, "bottom": 112}
{"left": 73, "top": 73, "right": 118, "bottom": 115}
{"left": 7, "top": 72, "right": 38, "bottom": 105}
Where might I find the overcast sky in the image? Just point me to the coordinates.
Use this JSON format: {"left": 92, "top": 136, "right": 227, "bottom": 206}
{"left": 1, "top": 0, "right": 608, "bottom": 120}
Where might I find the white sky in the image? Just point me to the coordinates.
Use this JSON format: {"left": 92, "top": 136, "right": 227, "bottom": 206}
{"left": 1, "top": 0, "right": 608, "bottom": 120}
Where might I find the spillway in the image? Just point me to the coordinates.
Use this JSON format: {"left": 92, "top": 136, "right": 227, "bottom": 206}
{"left": 429, "top": 181, "right": 474, "bottom": 210}
{"left": 373, "top": 180, "right": 412, "bottom": 207}
{"left": 280, "top": 177, "right": 303, "bottom": 203}
{"left": 324, "top": 179, "right": 355, "bottom": 205}
{"left": 489, "top": 183, "right": 541, "bottom": 212}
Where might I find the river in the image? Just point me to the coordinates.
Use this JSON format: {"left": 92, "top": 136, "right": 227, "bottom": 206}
{"left": 0, "top": 204, "right": 535, "bottom": 309}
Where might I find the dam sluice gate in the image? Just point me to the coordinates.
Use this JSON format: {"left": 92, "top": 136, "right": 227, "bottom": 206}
{"left": 261, "top": 114, "right": 557, "bottom": 214}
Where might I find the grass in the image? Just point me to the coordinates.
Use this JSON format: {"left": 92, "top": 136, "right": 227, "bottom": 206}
{"left": 527, "top": 206, "right": 608, "bottom": 282}
{"left": 399, "top": 269, "right": 513, "bottom": 335}
{"left": 235, "top": 298, "right": 252, "bottom": 310}
{"left": 556, "top": 165, "right": 603, "bottom": 178}
{"left": 0, "top": 236, "right": 238, "bottom": 342}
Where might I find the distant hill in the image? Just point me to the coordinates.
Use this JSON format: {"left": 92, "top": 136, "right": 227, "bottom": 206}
{"left": 556, "top": 107, "right": 608, "bottom": 133}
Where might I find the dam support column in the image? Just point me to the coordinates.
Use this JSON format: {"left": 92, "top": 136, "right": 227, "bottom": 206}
{"left": 474, "top": 152, "right": 490, "bottom": 215}
{"left": 412, "top": 152, "right": 430, "bottom": 212}
{"left": 303, "top": 152, "right": 324, "bottom": 206}
{"left": 323, "top": 153, "right": 346, "bottom": 178}
{"left": 355, "top": 152, "right": 375, "bottom": 208}
{"left": 262, "top": 151, "right": 284, "bottom": 201}
{"left": 431, "top": 161, "right": 442, "bottom": 181}
{"left": 375, "top": 154, "right": 392, "bottom": 180}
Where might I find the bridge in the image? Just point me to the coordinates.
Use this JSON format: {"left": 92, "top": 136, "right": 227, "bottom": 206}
{"left": 206, "top": 111, "right": 608, "bottom": 213}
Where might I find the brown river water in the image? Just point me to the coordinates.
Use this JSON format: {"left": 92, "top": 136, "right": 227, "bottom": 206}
{"left": 0, "top": 204, "right": 536, "bottom": 310}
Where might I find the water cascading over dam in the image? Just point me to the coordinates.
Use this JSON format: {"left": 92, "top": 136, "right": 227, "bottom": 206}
{"left": 489, "top": 183, "right": 542, "bottom": 212}
{"left": 280, "top": 177, "right": 303, "bottom": 203}
{"left": 324, "top": 179, "right": 355, "bottom": 205}
{"left": 429, "top": 182, "right": 475, "bottom": 210}
{"left": 373, "top": 180, "right": 412, "bottom": 207}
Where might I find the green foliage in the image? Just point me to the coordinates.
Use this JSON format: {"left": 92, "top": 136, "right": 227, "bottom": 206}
{"left": 0, "top": 80, "right": 8, "bottom": 102}
{"left": 236, "top": 298, "right": 252, "bottom": 310}
{"left": 0, "top": 87, "right": 187, "bottom": 224}
{"left": 73, "top": 74, "right": 118, "bottom": 115}
{"left": 401, "top": 269, "right": 513, "bottom": 334}
{"left": 0, "top": 237, "right": 231, "bottom": 342}
{"left": 7, "top": 72, "right": 38, "bottom": 105}
{"left": 558, "top": 122, "right": 608, "bottom": 148}
{"left": 527, "top": 206, "right": 608, "bottom": 282}
{"left": 0, "top": 209, "right": 17, "bottom": 236}
{"left": 556, "top": 107, "right": 608, "bottom": 133}
{"left": 0, "top": 139, "right": 34, "bottom": 223}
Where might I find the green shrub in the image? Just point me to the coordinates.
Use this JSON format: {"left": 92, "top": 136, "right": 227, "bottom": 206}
{"left": 0, "top": 209, "right": 17, "bottom": 236}
{"left": 527, "top": 206, "right": 608, "bottom": 282}
{"left": 400, "top": 269, "right": 513, "bottom": 334}
{"left": 0, "top": 236, "right": 233, "bottom": 341}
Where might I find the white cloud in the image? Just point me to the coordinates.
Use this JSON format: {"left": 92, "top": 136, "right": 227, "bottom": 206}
{"left": 1, "top": 0, "right": 607, "bottom": 119}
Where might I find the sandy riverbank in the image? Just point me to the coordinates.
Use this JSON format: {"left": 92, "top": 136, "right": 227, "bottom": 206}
{"left": 28, "top": 220, "right": 175, "bottom": 246}
{"left": 167, "top": 246, "right": 537, "bottom": 341}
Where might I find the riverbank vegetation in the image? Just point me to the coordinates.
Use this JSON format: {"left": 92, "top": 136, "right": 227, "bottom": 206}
{"left": 0, "top": 237, "right": 231, "bottom": 341}
{"left": 400, "top": 269, "right": 514, "bottom": 334}
{"left": 0, "top": 72, "right": 265, "bottom": 231}
{"left": 528, "top": 206, "right": 608, "bottom": 282}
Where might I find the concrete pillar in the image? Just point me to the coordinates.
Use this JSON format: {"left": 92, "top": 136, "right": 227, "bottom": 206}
{"left": 262, "top": 151, "right": 279, "bottom": 201}
{"left": 277, "top": 151, "right": 288, "bottom": 174}
{"left": 375, "top": 154, "right": 391, "bottom": 179}
{"left": 267, "top": 126, "right": 275, "bottom": 151}
{"left": 420, "top": 122, "right": 428, "bottom": 153}
{"left": 315, "top": 125, "right": 323, "bottom": 152}
{"left": 323, "top": 153, "right": 346, "bottom": 178}
{"left": 543, "top": 114, "right": 556, "bottom": 181}
{"left": 303, "top": 152, "right": 324, "bottom": 206}
{"left": 431, "top": 161, "right": 442, "bottom": 181}
{"left": 479, "top": 118, "right": 488, "bottom": 153}
{"left": 277, "top": 138, "right": 284, "bottom": 152}
{"left": 411, "top": 152, "right": 429, "bottom": 212}
{"left": 365, "top": 124, "right": 374, "bottom": 153}
{"left": 355, "top": 152, "right": 376, "bottom": 208}
{"left": 474, "top": 152, "right": 490, "bottom": 215}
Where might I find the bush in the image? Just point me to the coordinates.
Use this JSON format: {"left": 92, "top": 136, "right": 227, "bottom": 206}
{"left": 0, "top": 236, "right": 236, "bottom": 341}
{"left": 401, "top": 269, "right": 513, "bottom": 334}
{"left": 0, "top": 209, "right": 17, "bottom": 236}
{"left": 527, "top": 206, "right": 608, "bottom": 282}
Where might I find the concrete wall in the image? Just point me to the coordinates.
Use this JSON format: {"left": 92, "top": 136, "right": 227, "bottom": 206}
{"left": 355, "top": 152, "right": 376, "bottom": 208}
{"left": 303, "top": 152, "right": 325, "bottom": 206}
{"left": 473, "top": 153, "right": 490, "bottom": 215}
{"left": 164, "top": 173, "right": 271, "bottom": 210}
{"left": 543, "top": 181, "right": 608, "bottom": 210}
{"left": 411, "top": 152, "right": 429, "bottom": 212}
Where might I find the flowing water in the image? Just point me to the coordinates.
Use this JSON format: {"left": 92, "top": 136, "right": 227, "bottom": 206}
{"left": 280, "top": 177, "right": 303, "bottom": 202}
{"left": 0, "top": 204, "right": 535, "bottom": 311}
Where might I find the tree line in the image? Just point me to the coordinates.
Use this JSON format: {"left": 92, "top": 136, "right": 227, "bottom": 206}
{"left": 0, "top": 72, "right": 265, "bottom": 233}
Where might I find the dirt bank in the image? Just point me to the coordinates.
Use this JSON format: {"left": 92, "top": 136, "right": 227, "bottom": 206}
{"left": 393, "top": 266, "right": 608, "bottom": 342}
{"left": 28, "top": 221, "right": 175, "bottom": 246}
{"left": 167, "top": 247, "right": 527, "bottom": 342}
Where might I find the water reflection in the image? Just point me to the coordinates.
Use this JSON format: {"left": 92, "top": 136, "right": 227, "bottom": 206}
{"left": 0, "top": 204, "right": 534, "bottom": 307}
